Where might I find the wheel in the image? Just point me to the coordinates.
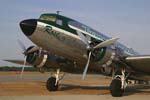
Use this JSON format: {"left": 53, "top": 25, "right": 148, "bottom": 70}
{"left": 46, "top": 77, "right": 58, "bottom": 91}
{"left": 110, "top": 79, "right": 124, "bottom": 97}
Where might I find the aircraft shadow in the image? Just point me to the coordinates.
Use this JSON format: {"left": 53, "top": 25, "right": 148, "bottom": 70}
{"left": 59, "top": 83, "right": 109, "bottom": 91}
{"left": 124, "top": 85, "right": 150, "bottom": 96}
{"left": 59, "top": 83, "right": 150, "bottom": 96}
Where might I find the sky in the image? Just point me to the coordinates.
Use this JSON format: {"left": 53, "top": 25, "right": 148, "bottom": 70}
{"left": 0, "top": 0, "right": 150, "bottom": 66}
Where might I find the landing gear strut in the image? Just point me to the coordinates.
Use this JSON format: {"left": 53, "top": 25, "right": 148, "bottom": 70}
{"left": 46, "top": 69, "right": 65, "bottom": 91}
{"left": 110, "top": 68, "right": 129, "bottom": 97}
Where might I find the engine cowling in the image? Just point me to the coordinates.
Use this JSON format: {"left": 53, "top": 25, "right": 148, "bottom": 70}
{"left": 92, "top": 45, "right": 116, "bottom": 68}
{"left": 26, "top": 46, "right": 47, "bottom": 68}
{"left": 26, "top": 46, "right": 66, "bottom": 68}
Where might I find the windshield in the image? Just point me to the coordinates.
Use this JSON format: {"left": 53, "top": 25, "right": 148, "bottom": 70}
{"left": 40, "top": 15, "right": 56, "bottom": 22}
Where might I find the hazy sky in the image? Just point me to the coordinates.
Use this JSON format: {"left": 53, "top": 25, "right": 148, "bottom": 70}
{"left": 0, "top": 0, "right": 150, "bottom": 66}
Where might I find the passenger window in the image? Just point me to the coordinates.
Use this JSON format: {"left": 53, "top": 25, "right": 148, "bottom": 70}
{"left": 56, "top": 19, "right": 63, "bottom": 26}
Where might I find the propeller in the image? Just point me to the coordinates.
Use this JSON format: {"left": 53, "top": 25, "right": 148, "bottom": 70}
{"left": 82, "top": 51, "right": 92, "bottom": 79}
{"left": 17, "top": 39, "right": 26, "bottom": 52}
{"left": 77, "top": 31, "right": 91, "bottom": 50}
{"left": 17, "top": 39, "right": 41, "bottom": 55}
{"left": 17, "top": 40, "right": 41, "bottom": 78}
{"left": 93, "top": 38, "right": 119, "bottom": 49}
{"left": 20, "top": 56, "right": 27, "bottom": 78}
{"left": 76, "top": 31, "right": 119, "bottom": 79}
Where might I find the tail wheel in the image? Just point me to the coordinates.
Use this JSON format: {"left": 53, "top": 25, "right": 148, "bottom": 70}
{"left": 110, "top": 79, "right": 124, "bottom": 97}
{"left": 46, "top": 77, "right": 58, "bottom": 91}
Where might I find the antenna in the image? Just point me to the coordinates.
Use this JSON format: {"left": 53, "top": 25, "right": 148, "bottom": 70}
{"left": 56, "top": 11, "right": 62, "bottom": 15}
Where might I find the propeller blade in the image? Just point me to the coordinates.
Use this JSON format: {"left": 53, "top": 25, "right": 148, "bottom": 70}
{"left": 17, "top": 39, "right": 26, "bottom": 52}
{"left": 94, "top": 37, "right": 119, "bottom": 49}
{"left": 20, "top": 56, "right": 27, "bottom": 78}
{"left": 82, "top": 51, "right": 92, "bottom": 80}
{"left": 26, "top": 46, "right": 40, "bottom": 54}
{"left": 77, "top": 31, "right": 90, "bottom": 48}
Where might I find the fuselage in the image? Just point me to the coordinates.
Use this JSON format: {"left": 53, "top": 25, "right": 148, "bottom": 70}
{"left": 20, "top": 13, "right": 139, "bottom": 71}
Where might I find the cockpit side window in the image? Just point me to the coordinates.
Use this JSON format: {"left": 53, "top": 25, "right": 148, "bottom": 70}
{"left": 56, "top": 19, "right": 63, "bottom": 26}
{"left": 40, "top": 15, "right": 56, "bottom": 22}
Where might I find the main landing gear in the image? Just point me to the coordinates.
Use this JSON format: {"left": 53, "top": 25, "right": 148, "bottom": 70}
{"left": 110, "top": 68, "right": 130, "bottom": 97}
{"left": 46, "top": 69, "right": 65, "bottom": 91}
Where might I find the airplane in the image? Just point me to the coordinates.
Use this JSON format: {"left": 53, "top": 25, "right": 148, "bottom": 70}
{"left": 4, "top": 13, "right": 150, "bottom": 97}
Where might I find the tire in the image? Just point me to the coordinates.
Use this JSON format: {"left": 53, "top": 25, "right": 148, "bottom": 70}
{"left": 110, "top": 79, "right": 123, "bottom": 97}
{"left": 46, "top": 77, "right": 58, "bottom": 91}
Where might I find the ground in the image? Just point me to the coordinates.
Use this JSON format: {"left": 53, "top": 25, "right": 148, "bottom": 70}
{"left": 0, "top": 72, "right": 150, "bottom": 100}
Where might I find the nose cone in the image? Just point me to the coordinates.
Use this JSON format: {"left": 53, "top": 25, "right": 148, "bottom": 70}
{"left": 20, "top": 19, "right": 37, "bottom": 36}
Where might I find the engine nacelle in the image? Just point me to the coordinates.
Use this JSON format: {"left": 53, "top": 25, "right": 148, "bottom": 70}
{"left": 92, "top": 45, "right": 116, "bottom": 68}
{"left": 26, "top": 46, "right": 67, "bottom": 69}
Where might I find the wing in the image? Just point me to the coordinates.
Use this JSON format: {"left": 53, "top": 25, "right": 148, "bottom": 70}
{"left": 125, "top": 55, "right": 150, "bottom": 73}
{"left": 3, "top": 59, "right": 32, "bottom": 66}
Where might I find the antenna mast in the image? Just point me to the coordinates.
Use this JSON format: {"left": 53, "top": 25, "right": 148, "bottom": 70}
{"left": 56, "top": 11, "right": 62, "bottom": 15}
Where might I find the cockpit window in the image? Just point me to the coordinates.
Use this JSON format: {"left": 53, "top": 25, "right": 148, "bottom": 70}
{"left": 40, "top": 15, "right": 56, "bottom": 22}
{"left": 56, "top": 19, "right": 63, "bottom": 26}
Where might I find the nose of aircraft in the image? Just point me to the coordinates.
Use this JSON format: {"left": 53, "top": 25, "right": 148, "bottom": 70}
{"left": 20, "top": 19, "right": 37, "bottom": 36}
